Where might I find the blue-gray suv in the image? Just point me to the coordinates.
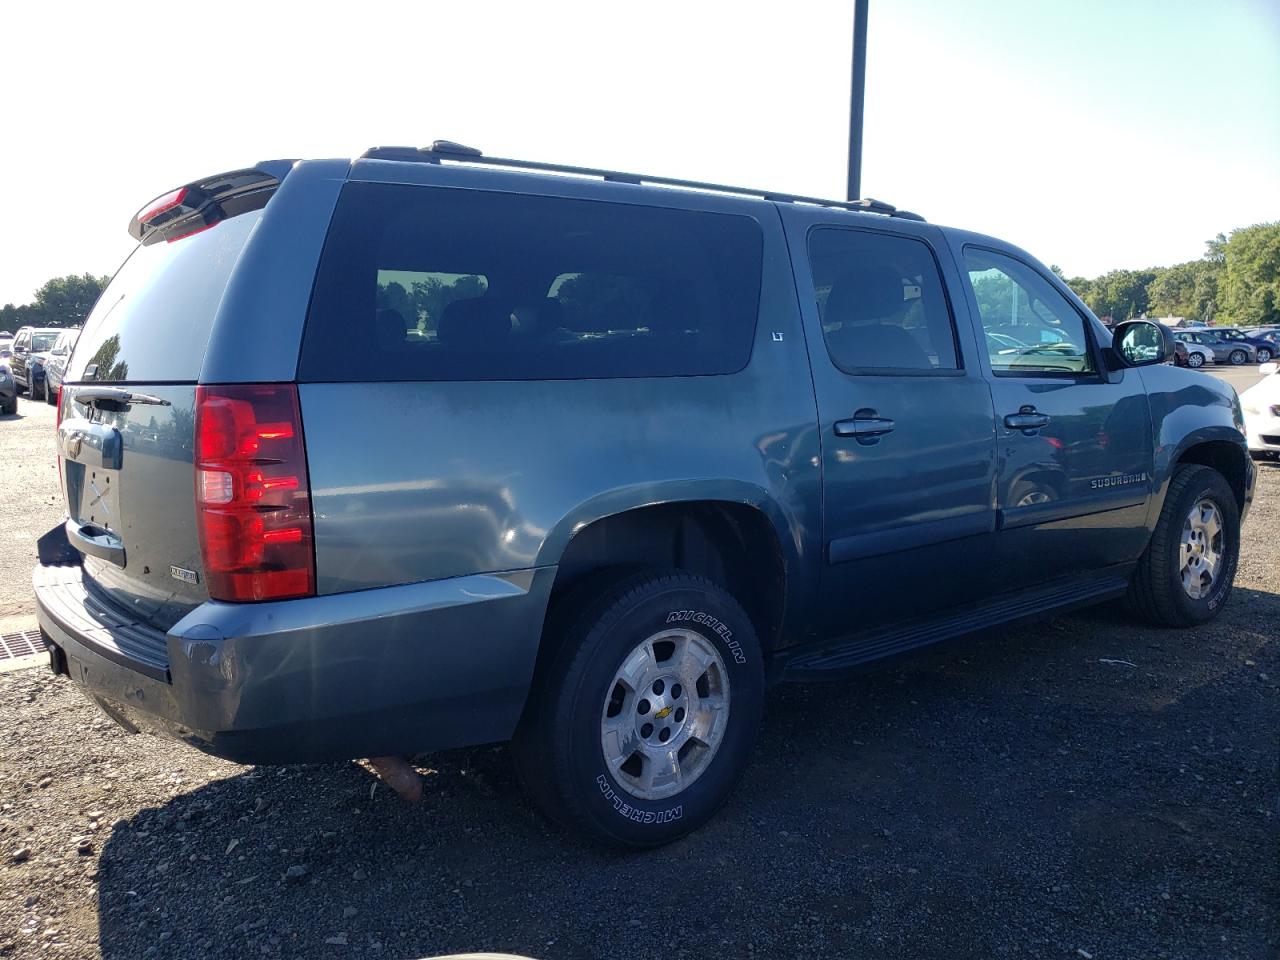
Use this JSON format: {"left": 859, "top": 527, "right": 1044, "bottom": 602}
{"left": 35, "top": 142, "right": 1254, "bottom": 846}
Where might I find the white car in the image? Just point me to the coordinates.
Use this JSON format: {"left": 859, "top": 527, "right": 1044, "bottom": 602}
{"left": 1175, "top": 336, "right": 1215, "bottom": 368}
{"left": 1241, "top": 361, "right": 1280, "bottom": 460}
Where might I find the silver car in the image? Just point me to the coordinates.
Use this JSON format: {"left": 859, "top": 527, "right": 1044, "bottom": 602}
{"left": 1174, "top": 330, "right": 1257, "bottom": 366}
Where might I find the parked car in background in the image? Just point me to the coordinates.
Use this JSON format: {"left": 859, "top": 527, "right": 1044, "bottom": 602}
{"left": 9, "top": 326, "right": 65, "bottom": 400}
{"left": 1171, "top": 339, "right": 1190, "bottom": 367}
{"left": 1171, "top": 331, "right": 1215, "bottom": 368}
{"left": 0, "top": 337, "right": 12, "bottom": 361}
{"left": 1173, "top": 329, "right": 1255, "bottom": 365}
{"left": 0, "top": 330, "right": 12, "bottom": 339}
{"left": 0, "top": 361, "right": 15, "bottom": 415}
{"left": 35, "top": 145, "right": 1254, "bottom": 847}
{"left": 40, "top": 328, "right": 80, "bottom": 403}
{"left": 1241, "top": 362, "right": 1280, "bottom": 461}
{"left": 1210, "top": 326, "right": 1275, "bottom": 363}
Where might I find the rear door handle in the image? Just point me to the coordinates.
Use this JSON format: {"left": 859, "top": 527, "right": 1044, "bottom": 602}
{"left": 834, "top": 411, "right": 895, "bottom": 440}
{"left": 1003, "top": 406, "right": 1051, "bottom": 431}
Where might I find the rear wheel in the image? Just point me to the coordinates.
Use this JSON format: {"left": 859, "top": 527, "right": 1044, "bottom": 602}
{"left": 1229, "top": 349, "right": 1248, "bottom": 365}
{"left": 1126, "top": 464, "right": 1239, "bottom": 627}
{"left": 513, "top": 570, "right": 764, "bottom": 847}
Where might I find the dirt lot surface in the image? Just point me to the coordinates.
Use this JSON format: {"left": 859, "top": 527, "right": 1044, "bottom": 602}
{"left": 0, "top": 393, "right": 1277, "bottom": 960}
{"left": 0, "top": 397, "right": 62, "bottom": 634}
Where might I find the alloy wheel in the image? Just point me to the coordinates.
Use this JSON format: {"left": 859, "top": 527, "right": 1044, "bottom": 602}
{"left": 1180, "top": 498, "right": 1223, "bottom": 600}
{"left": 599, "top": 628, "right": 730, "bottom": 801}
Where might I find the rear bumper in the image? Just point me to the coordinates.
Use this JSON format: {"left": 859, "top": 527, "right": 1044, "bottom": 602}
{"left": 35, "top": 560, "right": 554, "bottom": 764}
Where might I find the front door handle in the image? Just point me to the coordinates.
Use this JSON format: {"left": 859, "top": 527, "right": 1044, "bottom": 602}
{"left": 834, "top": 410, "right": 895, "bottom": 441}
{"left": 1003, "top": 406, "right": 1051, "bottom": 431}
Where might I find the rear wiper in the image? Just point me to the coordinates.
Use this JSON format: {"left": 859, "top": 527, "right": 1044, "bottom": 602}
{"left": 72, "top": 386, "right": 171, "bottom": 409}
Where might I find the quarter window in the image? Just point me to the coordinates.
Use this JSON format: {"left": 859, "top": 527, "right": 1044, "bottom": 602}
{"left": 964, "top": 248, "right": 1095, "bottom": 375}
{"left": 807, "top": 228, "right": 959, "bottom": 373}
{"left": 301, "top": 184, "right": 764, "bottom": 381}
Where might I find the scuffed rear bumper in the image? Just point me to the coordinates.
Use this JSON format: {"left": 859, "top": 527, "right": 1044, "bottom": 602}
{"left": 34, "top": 557, "right": 554, "bottom": 765}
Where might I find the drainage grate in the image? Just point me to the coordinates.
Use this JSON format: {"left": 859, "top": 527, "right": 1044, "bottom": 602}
{"left": 0, "top": 631, "right": 43, "bottom": 662}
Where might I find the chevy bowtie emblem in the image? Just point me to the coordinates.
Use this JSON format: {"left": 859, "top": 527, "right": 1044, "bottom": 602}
{"left": 654, "top": 706, "right": 672, "bottom": 720}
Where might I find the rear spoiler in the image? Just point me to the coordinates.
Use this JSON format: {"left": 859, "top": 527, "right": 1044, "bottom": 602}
{"left": 128, "top": 159, "right": 297, "bottom": 244}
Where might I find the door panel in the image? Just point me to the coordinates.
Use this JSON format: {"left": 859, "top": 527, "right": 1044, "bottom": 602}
{"left": 957, "top": 245, "right": 1154, "bottom": 589}
{"left": 781, "top": 210, "right": 999, "bottom": 639}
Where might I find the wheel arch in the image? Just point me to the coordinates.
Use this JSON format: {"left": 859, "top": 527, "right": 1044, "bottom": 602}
{"left": 1174, "top": 438, "right": 1250, "bottom": 513}
{"left": 537, "top": 487, "right": 802, "bottom": 658}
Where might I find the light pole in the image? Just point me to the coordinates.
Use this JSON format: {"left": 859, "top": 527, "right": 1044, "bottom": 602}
{"left": 847, "top": 0, "right": 869, "bottom": 202}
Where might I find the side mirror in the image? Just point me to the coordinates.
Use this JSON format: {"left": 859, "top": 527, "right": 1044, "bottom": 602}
{"left": 1110, "top": 319, "right": 1172, "bottom": 368}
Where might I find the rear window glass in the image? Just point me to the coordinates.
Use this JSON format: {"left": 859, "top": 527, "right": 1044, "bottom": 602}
{"left": 68, "top": 209, "right": 263, "bottom": 383}
{"left": 299, "top": 183, "right": 764, "bottom": 381}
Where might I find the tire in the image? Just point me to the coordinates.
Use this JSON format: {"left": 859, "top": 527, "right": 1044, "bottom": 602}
{"left": 31, "top": 378, "right": 45, "bottom": 403}
{"left": 0, "top": 396, "right": 15, "bottom": 416}
{"left": 45, "top": 381, "right": 57, "bottom": 405}
{"left": 1229, "top": 349, "right": 1248, "bottom": 365}
{"left": 1257, "top": 348, "right": 1272, "bottom": 363}
{"left": 1186, "top": 351, "right": 1205, "bottom": 368}
{"left": 513, "top": 569, "right": 764, "bottom": 847}
{"left": 1125, "top": 464, "right": 1240, "bottom": 627}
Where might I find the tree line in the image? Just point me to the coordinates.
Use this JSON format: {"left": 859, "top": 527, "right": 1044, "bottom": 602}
{"left": 0, "top": 274, "right": 109, "bottom": 331}
{"left": 1056, "top": 221, "right": 1279, "bottom": 327}
{"left": 5, "top": 222, "right": 1278, "bottom": 336}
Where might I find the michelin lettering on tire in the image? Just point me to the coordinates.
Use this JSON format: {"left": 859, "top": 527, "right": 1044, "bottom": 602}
{"left": 665, "top": 609, "right": 747, "bottom": 664}
{"left": 596, "top": 775, "right": 684, "bottom": 823}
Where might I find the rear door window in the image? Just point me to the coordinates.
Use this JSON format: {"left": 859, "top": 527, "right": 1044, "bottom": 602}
{"left": 299, "top": 183, "right": 764, "bottom": 381}
{"left": 68, "top": 209, "right": 264, "bottom": 383}
{"left": 806, "top": 228, "right": 960, "bottom": 373}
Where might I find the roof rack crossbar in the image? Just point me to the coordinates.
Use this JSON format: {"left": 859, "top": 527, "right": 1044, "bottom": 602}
{"left": 359, "top": 143, "right": 925, "bottom": 221}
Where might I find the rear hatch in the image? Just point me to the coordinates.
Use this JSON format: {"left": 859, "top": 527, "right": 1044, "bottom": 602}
{"left": 57, "top": 168, "right": 288, "bottom": 631}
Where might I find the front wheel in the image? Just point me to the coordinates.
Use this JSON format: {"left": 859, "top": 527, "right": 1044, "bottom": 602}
{"left": 1257, "top": 347, "right": 1273, "bottom": 363}
{"left": 513, "top": 570, "right": 764, "bottom": 847}
{"left": 1125, "top": 464, "right": 1240, "bottom": 627}
{"left": 31, "top": 378, "right": 45, "bottom": 403}
{"left": 1186, "top": 351, "right": 1205, "bottom": 368}
{"left": 1229, "top": 349, "right": 1248, "bottom": 365}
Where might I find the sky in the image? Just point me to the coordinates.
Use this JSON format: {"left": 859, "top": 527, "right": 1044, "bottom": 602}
{"left": 0, "top": 0, "right": 1277, "bottom": 306}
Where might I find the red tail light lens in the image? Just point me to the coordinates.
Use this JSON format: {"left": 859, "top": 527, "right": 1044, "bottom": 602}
{"left": 136, "top": 187, "right": 188, "bottom": 225}
{"left": 194, "top": 384, "right": 315, "bottom": 602}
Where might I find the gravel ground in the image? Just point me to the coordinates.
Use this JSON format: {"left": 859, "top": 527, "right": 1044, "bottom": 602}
{"left": 0, "top": 399, "right": 1277, "bottom": 960}
{"left": 0, "top": 395, "right": 62, "bottom": 634}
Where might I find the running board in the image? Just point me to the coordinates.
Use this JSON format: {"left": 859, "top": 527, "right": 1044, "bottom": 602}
{"left": 781, "top": 575, "right": 1130, "bottom": 679}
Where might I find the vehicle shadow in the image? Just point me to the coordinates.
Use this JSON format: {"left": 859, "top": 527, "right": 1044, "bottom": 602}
{"left": 95, "top": 588, "right": 1280, "bottom": 960}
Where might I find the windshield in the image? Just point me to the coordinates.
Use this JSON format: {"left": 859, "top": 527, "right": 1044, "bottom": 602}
{"left": 31, "top": 333, "right": 59, "bottom": 351}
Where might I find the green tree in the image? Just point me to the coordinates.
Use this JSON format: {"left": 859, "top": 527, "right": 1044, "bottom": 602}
{"left": 1148, "top": 259, "right": 1220, "bottom": 322}
{"left": 30, "top": 273, "right": 109, "bottom": 327}
{"left": 1080, "top": 268, "right": 1158, "bottom": 322}
{"left": 1218, "top": 222, "right": 1280, "bottom": 326}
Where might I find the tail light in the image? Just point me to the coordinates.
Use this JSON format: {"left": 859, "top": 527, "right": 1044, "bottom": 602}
{"left": 194, "top": 384, "right": 315, "bottom": 602}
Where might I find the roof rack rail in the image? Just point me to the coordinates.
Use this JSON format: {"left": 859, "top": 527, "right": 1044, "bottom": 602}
{"left": 359, "top": 141, "right": 925, "bottom": 222}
